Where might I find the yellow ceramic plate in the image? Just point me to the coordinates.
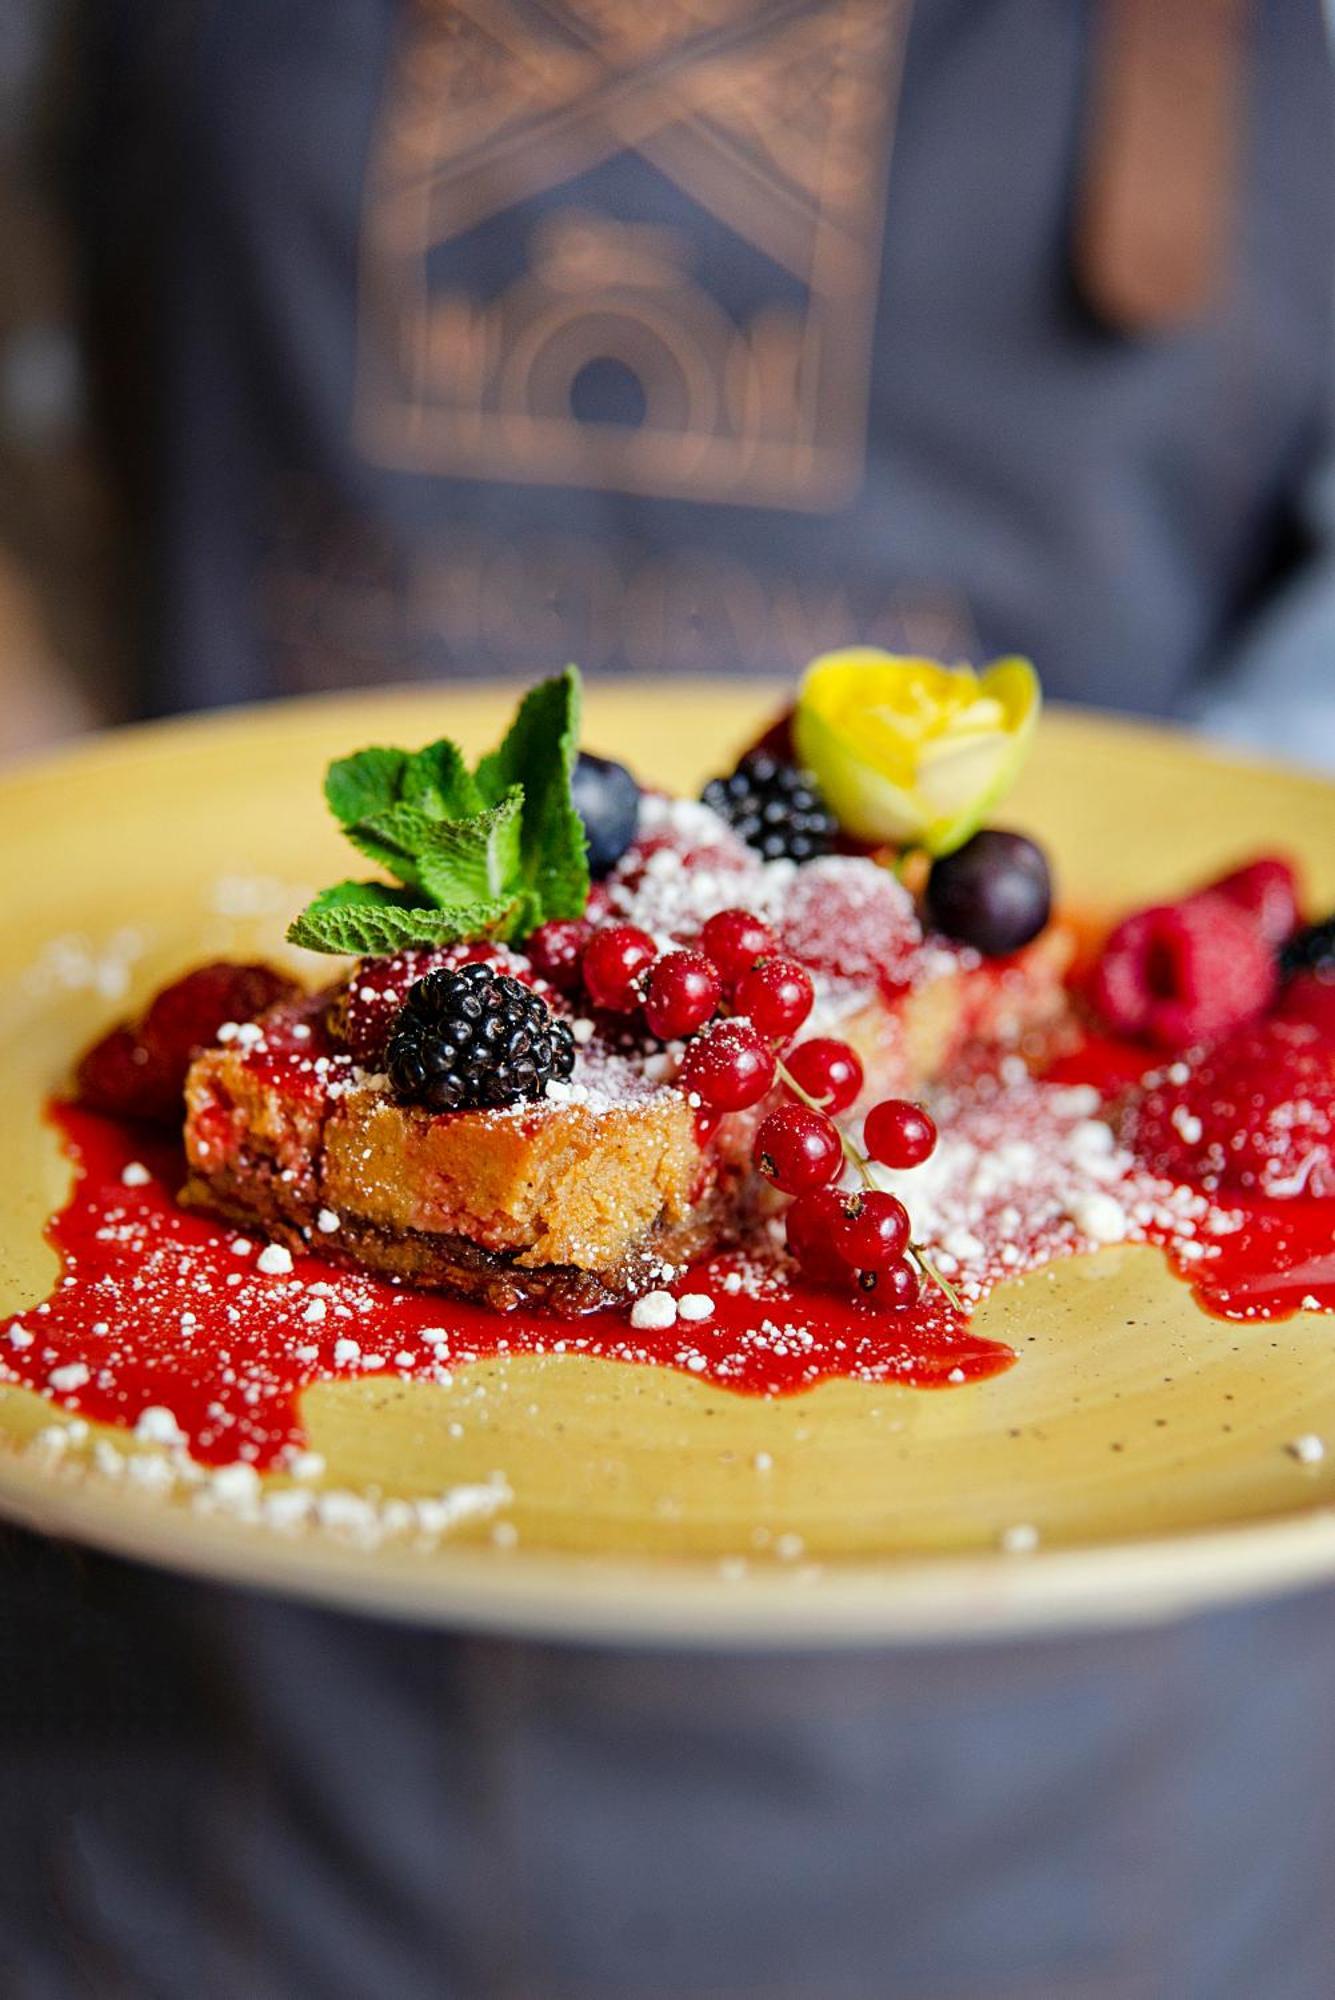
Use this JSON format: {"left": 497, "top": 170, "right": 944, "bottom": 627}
{"left": 2, "top": 684, "right": 1334, "bottom": 1647}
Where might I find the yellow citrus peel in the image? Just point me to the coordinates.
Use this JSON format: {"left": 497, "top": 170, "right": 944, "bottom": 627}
{"left": 793, "top": 649, "right": 1041, "bottom": 856}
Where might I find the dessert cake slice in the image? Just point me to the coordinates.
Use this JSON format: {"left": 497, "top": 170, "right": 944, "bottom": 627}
{"left": 181, "top": 798, "right": 1072, "bottom": 1313}
{"left": 183, "top": 974, "right": 716, "bottom": 1316}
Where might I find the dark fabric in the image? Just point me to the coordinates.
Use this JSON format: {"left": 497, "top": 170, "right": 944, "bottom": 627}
{"left": 34, "top": 7, "right": 1335, "bottom": 1994}
{"left": 4, "top": 1524, "right": 1335, "bottom": 1999}
{"left": 71, "top": 0, "right": 1335, "bottom": 719}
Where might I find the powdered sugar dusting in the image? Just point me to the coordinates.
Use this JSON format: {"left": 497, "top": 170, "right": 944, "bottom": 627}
{"left": 17, "top": 929, "right": 152, "bottom": 1004}
{"left": 862, "top": 1062, "right": 1226, "bottom": 1309}
{"left": 0, "top": 1105, "right": 1011, "bottom": 1488}
{"left": 5, "top": 785, "right": 1334, "bottom": 1531}
{"left": 604, "top": 796, "right": 943, "bottom": 1007}
{"left": 3, "top": 1039, "right": 1330, "bottom": 1523}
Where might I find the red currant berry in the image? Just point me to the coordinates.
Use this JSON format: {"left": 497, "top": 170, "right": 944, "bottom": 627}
{"left": 581, "top": 924, "right": 657, "bottom": 1012}
{"left": 735, "top": 956, "right": 814, "bottom": 1041}
{"left": 644, "top": 949, "right": 722, "bottom": 1041}
{"left": 680, "top": 1020, "right": 776, "bottom": 1111}
{"left": 525, "top": 918, "right": 592, "bottom": 995}
{"left": 699, "top": 908, "right": 777, "bottom": 989}
{"left": 783, "top": 1037, "right": 864, "bottom": 1115}
{"left": 754, "top": 1103, "right": 843, "bottom": 1194}
{"left": 784, "top": 1188, "right": 849, "bottom": 1286}
{"left": 858, "top": 1256, "right": 921, "bottom": 1310}
{"left": 833, "top": 1190, "right": 911, "bottom": 1270}
{"left": 864, "top": 1099, "right": 938, "bottom": 1170}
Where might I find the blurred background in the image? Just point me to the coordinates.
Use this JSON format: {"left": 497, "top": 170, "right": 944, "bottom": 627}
{"left": 1, "top": 0, "right": 1332, "bottom": 764}
{"left": 3, "top": 9, "right": 1335, "bottom": 1998}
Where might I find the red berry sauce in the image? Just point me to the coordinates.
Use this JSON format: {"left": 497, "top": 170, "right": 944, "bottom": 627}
{"left": 6, "top": 801, "right": 1334, "bottom": 1484}
{"left": 1051, "top": 1033, "right": 1335, "bottom": 1324}
{"left": 0, "top": 1102, "right": 1011, "bottom": 1472}
{"left": 13, "top": 1019, "right": 1331, "bottom": 1481}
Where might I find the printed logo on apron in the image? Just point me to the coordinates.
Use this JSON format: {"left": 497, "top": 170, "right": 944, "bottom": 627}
{"left": 355, "top": 0, "right": 912, "bottom": 513}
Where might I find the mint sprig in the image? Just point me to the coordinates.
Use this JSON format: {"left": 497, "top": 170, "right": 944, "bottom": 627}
{"left": 472, "top": 670, "right": 587, "bottom": 936}
{"left": 287, "top": 667, "right": 590, "bottom": 955}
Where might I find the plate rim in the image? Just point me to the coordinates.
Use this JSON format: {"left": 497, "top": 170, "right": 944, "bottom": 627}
{"left": 4, "top": 683, "right": 1335, "bottom": 1646}
{"left": 4, "top": 680, "right": 1331, "bottom": 801}
{"left": 4, "top": 1451, "right": 1335, "bottom": 1648}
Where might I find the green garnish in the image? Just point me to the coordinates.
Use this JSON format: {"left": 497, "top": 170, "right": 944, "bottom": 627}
{"left": 287, "top": 668, "right": 589, "bottom": 954}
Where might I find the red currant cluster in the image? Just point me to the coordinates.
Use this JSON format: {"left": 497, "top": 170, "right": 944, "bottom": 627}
{"left": 768, "top": 1095, "right": 942, "bottom": 1310}
{"left": 529, "top": 907, "right": 805, "bottom": 1043}
{"left": 527, "top": 907, "right": 951, "bottom": 1312}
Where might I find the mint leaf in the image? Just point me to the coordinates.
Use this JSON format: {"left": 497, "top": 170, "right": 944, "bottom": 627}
{"left": 414, "top": 788, "right": 525, "bottom": 913}
{"left": 334, "top": 744, "right": 495, "bottom": 891}
{"left": 402, "top": 740, "right": 484, "bottom": 821}
{"left": 296, "top": 669, "right": 593, "bottom": 953}
{"left": 324, "top": 751, "right": 421, "bottom": 882}
{"left": 345, "top": 787, "right": 527, "bottom": 907}
{"left": 325, "top": 748, "right": 411, "bottom": 829}
{"left": 286, "top": 881, "right": 515, "bottom": 957}
{"left": 473, "top": 666, "right": 588, "bottom": 929}
{"left": 343, "top": 801, "right": 456, "bottom": 891}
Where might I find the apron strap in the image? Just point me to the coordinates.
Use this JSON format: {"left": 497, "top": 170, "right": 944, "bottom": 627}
{"left": 1076, "top": 0, "right": 1253, "bottom": 331}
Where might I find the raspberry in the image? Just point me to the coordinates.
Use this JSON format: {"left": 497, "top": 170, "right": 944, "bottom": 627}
{"left": 1203, "top": 857, "right": 1301, "bottom": 950}
{"left": 525, "top": 920, "right": 593, "bottom": 995}
{"left": 775, "top": 858, "right": 920, "bottom": 988}
{"left": 1121, "top": 1020, "right": 1335, "bottom": 1199}
{"left": 75, "top": 1027, "right": 153, "bottom": 1118}
{"left": 610, "top": 815, "right": 751, "bottom": 894}
{"left": 1276, "top": 973, "right": 1335, "bottom": 1039}
{"left": 141, "top": 962, "right": 295, "bottom": 1056}
{"left": 76, "top": 962, "right": 297, "bottom": 1124}
{"left": 1091, "top": 895, "right": 1276, "bottom": 1051}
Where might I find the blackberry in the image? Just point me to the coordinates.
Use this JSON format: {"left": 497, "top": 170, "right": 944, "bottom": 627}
{"left": 1279, "top": 916, "right": 1335, "bottom": 982}
{"left": 386, "top": 962, "right": 575, "bottom": 1113}
{"left": 701, "top": 752, "right": 836, "bottom": 864}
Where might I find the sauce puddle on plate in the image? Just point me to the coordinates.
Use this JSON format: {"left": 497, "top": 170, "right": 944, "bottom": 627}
{"left": 0, "top": 1104, "right": 1011, "bottom": 1470}
{"left": 5, "top": 1048, "right": 1332, "bottom": 1472}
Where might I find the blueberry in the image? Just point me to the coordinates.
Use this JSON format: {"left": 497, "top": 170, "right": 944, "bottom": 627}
{"left": 570, "top": 752, "right": 640, "bottom": 879}
{"left": 925, "top": 830, "right": 1052, "bottom": 957}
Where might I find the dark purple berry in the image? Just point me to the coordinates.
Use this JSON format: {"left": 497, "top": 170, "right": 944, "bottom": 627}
{"left": 571, "top": 753, "right": 641, "bottom": 879}
{"left": 925, "top": 831, "right": 1052, "bottom": 957}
